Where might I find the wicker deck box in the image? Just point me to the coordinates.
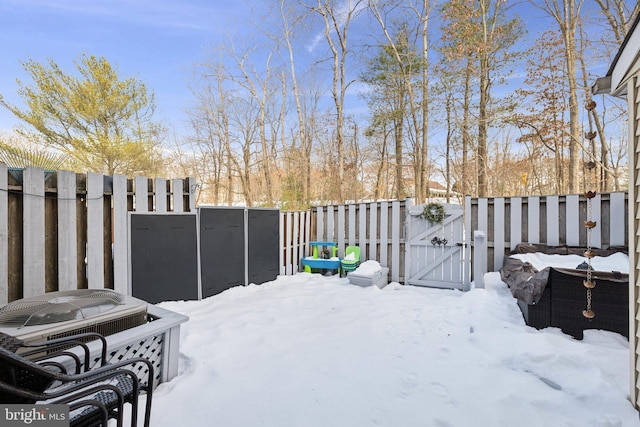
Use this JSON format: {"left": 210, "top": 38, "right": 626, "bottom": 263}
{"left": 502, "top": 244, "right": 629, "bottom": 340}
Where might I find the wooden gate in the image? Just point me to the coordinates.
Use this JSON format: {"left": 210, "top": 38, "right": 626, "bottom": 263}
{"left": 404, "top": 201, "right": 468, "bottom": 290}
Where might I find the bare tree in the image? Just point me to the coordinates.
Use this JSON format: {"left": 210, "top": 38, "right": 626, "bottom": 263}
{"left": 514, "top": 30, "right": 569, "bottom": 194}
{"left": 273, "top": 0, "right": 320, "bottom": 207}
{"left": 367, "top": 0, "right": 436, "bottom": 203}
{"left": 186, "top": 61, "right": 234, "bottom": 205}
{"left": 410, "top": 0, "right": 435, "bottom": 202}
{"left": 302, "top": 0, "right": 365, "bottom": 203}
{"left": 232, "top": 45, "right": 279, "bottom": 206}
{"left": 532, "top": 0, "right": 583, "bottom": 194}
{"left": 593, "top": 0, "right": 640, "bottom": 44}
{"left": 476, "top": 0, "right": 523, "bottom": 197}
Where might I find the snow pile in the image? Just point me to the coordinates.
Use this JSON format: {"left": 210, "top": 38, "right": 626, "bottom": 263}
{"left": 352, "top": 260, "right": 383, "bottom": 276}
{"left": 509, "top": 252, "right": 629, "bottom": 273}
{"left": 129, "top": 272, "right": 638, "bottom": 427}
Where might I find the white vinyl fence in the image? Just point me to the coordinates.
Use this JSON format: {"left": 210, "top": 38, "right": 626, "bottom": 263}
{"left": 280, "top": 200, "right": 407, "bottom": 283}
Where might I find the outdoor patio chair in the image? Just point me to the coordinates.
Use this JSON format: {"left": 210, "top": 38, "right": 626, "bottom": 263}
{"left": 0, "top": 378, "right": 128, "bottom": 426}
{"left": 0, "top": 331, "right": 109, "bottom": 374}
{"left": 341, "top": 246, "right": 361, "bottom": 277}
{"left": 0, "top": 332, "right": 154, "bottom": 427}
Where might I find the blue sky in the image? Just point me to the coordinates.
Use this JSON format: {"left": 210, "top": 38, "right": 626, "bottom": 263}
{"left": 0, "top": 0, "right": 620, "bottom": 141}
{"left": 0, "top": 0, "right": 251, "bottom": 136}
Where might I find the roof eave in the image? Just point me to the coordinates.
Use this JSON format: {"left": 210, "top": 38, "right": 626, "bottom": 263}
{"left": 592, "top": 13, "right": 640, "bottom": 97}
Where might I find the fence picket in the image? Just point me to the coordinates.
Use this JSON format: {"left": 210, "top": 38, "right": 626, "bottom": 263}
{"left": 493, "top": 198, "right": 505, "bottom": 271}
{"left": 135, "top": 177, "right": 148, "bottom": 212}
{"left": 286, "top": 212, "right": 293, "bottom": 275}
{"left": 510, "top": 198, "right": 522, "bottom": 250}
{"left": 464, "top": 196, "right": 472, "bottom": 282}
{"left": 528, "top": 196, "right": 540, "bottom": 244}
{"left": 187, "top": 177, "right": 196, "bottom": 211}
{"left": 478, "top": 198, "right": 488, "bottom": 234}
{"left": 58, "top": 170, "right": 77, "bottom": 291}
{"left": 172, "top": 179, "right": 184, "bottom": 212}
{"left": 304, "top": 210, "right": 311, "bottom": 257}
{"left": 86, "top": 172, "right": 104, "bottom": 290}
{"left": 155, "top": 178, "right": 167, "bottom": 213}
{"left": 404, "top": 199, "right": 413, "bottom": 286}
{"left": 316, "top": 207, "right": 324, "bottom": 241}
{"left": 279, "top": 213, "right": 285, "bottom": 275}
{"left": 293, "top": 211, "right": 300, "bottom": 273}
{"left": 546, "top": 196, "right": 560, "bottom": 246}
{"left": 391, "top": 201, "right": 401, "bottom": 282}
{"left": 327, "top": 206, "right": 334, "bottom": 241}
{"left": 611, "top": 192, "right": 626, "bottom": 246}
{"left": 359, "top": 203, "right": 367, "bottom": 252}
{"left": 23, "top": 167, "right": 45, "bottom": 298}
{"left": 380, "top": 202, "right": 389, "bottom": 268}
{"left": 348, "top": 205, "right": 356, "bottom": 248}
{"left": 337, "top": 205, "right": 345, "bottom": 254}
{"left": 113, "top": 174, "right": 128, "bottom": 295}
{"left": 591, "top": 194, "right": 602, "bottom": 249}
{"left": 369, "top": 203, "right": 377, "bottom": 262}
{"left": 566, "top": 195, "right": 580, "bottom": 246}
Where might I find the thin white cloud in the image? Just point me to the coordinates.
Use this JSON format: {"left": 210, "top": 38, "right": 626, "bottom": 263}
{"left": 4, "top": 0, "right": 238, "bottom": 33}
{"left": 306, "top": 33, "right": 325, "bottom": 53}
{"left": 305, "top": 0, "right": 367, "bottom": 53}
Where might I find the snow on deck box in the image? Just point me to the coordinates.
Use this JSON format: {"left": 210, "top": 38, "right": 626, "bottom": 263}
{"left": 347, "top": 261, "right": 389, "bottom": 288}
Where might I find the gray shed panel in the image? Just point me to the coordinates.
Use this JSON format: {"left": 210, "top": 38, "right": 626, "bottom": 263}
{"left": 130, "top": 214, "right": 199, "bottom": 304}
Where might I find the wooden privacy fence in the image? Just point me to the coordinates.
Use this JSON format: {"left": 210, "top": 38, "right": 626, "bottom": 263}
{"left": 465, "top": 192, "right": 628, "bottom": 276}
{"left": 0, "top": 164, "right": 195, "bottom": 304}
{"left": 5, "top": 176, "right": 627, "bottom": 304}
{"left": 280, "top": 200, "right": 407, "bottom": 283}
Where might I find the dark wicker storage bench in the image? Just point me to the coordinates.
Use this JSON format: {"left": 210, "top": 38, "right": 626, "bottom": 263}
{"left": 502, "top": 244, "right": 629, "bottom": 340}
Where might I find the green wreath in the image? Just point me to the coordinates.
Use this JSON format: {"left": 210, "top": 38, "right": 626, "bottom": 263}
{"left": 419, "top": 202, "right": 446, "bottom": 224}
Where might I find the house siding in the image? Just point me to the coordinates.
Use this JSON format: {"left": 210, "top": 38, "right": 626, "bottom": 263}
{"left": 629, "top": 73, "right": 640, "bottom": 408}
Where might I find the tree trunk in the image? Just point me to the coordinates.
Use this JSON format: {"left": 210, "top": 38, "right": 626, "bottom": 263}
{"left": 395, "top": 107, "right": 404, "bottom": 200}
{"left": 420, "top": 0, "right": 430, "bottom": 203}
{"left": 445, "top": 93, "right": 452, "bottom": 203}
{"left": 478, "top": 54, "right": 489, "bottom": 197}
{"left": 259, "top": 104, "right": 274, "bottom": 206}
{"left": 462, "top": 60, "right": 472, "bottom": 196}
{"left": 564, "top": 27, "right": 580, "bottom": 193}
{"left": 537, "top": 0, "right": 583, "bottom": 193}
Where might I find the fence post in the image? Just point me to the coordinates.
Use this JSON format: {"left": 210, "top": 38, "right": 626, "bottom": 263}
{"left": 404, "top": 198, "right": 412, "bottom": 288}
{"left": 0, "top": 163, "right": 7, "bottom": 305}
{"left": 473, "top": 230, "right": 487, "bottom": 289}
{"left": 464, "top": 195, "right": 472, "bottom": 287}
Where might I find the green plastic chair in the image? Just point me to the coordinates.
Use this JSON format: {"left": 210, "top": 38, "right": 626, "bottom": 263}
{"left": 341, "top": 246, "right": 361, "bottom": 276}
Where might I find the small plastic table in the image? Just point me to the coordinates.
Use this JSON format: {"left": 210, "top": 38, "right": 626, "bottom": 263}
{"left": 301, "top": 241, "right": 341, "bottom": 274}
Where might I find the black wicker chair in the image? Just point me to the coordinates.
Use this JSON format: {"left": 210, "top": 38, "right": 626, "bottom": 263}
{"left": 0, "top": 331, "right": 108, "bottom": 374}
{"left": 0, "top": 333, "right": 154, "bottom": 427}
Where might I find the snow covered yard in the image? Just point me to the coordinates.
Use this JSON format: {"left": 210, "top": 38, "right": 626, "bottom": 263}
{"left": 136, "top": 272, "right": 639, "bottom": 427}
